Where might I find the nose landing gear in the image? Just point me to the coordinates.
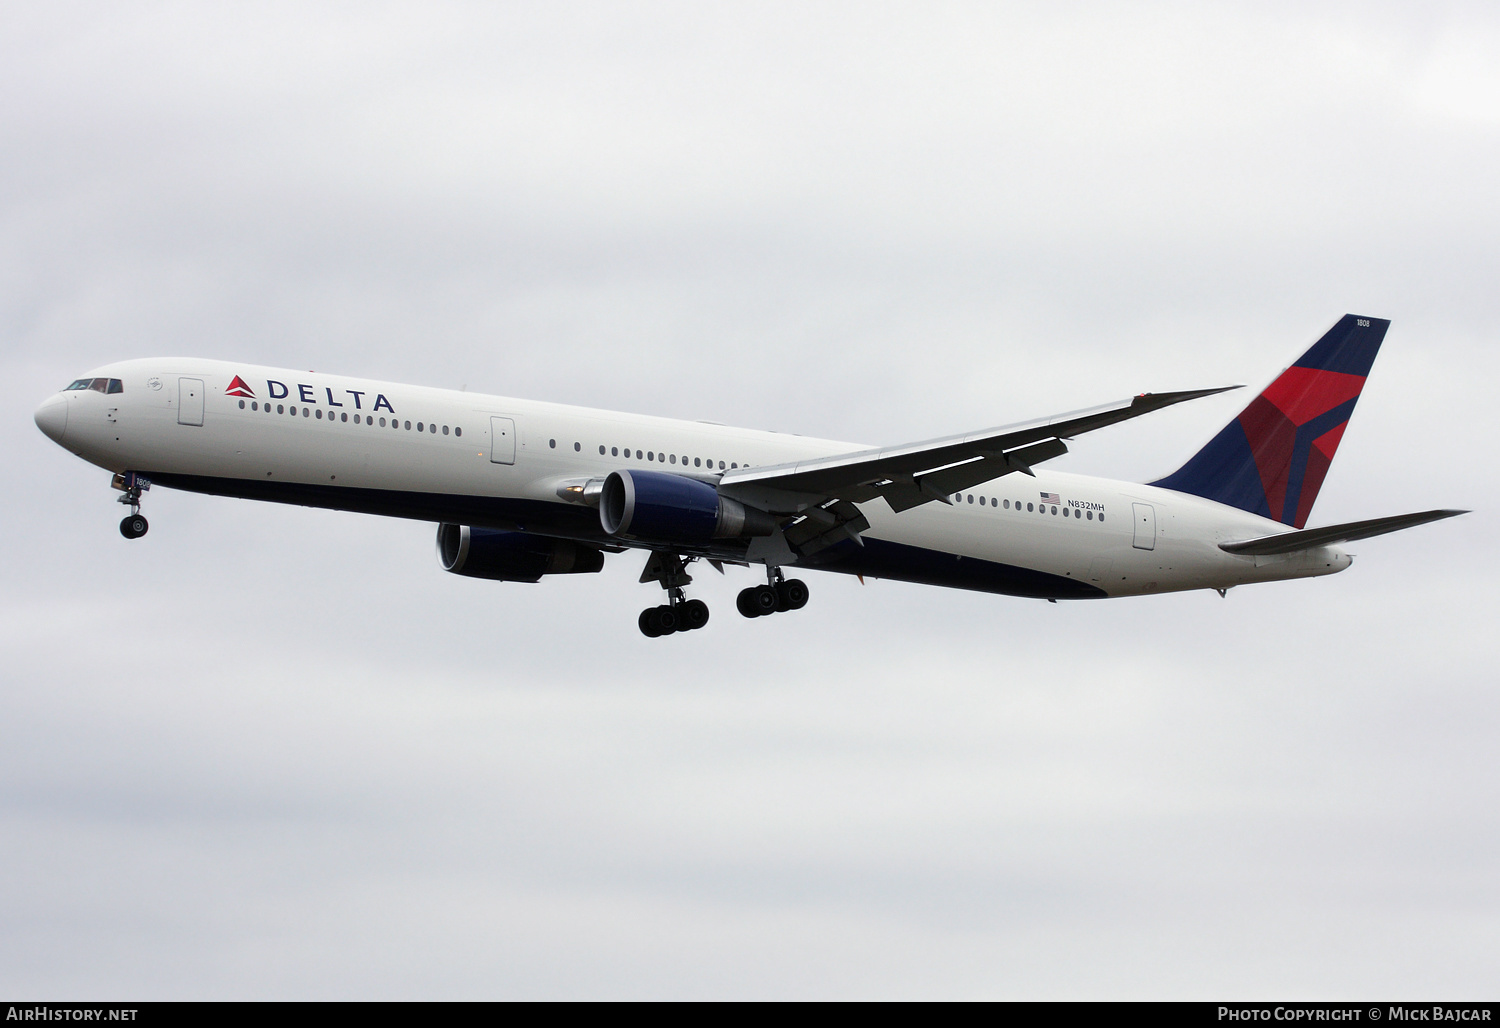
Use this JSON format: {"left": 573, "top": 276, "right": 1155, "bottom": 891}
{"left": 120, "top": 513, "right": 149, "bottom": 539}
{"left": 112, "top": 472, "right": 151, "bottom": 540}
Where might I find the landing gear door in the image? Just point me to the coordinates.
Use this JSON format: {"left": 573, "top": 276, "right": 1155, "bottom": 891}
{"left": 178, "top": 378, "right": 204, "bottom": 426}
{"left": 1132, "top": 502, "right": 1156, "bottom": 550}
{"left": 489, "top": 416, "right": 516, "bottom": 465}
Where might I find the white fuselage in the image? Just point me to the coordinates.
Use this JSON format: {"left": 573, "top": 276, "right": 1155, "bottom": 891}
{"left": 34, "top": 358, "right": 1351, "bottom": 599}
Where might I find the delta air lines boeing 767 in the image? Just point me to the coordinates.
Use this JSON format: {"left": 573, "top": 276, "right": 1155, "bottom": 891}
{"left": 33, "top": 315, "right": 1465, "bottom": 636}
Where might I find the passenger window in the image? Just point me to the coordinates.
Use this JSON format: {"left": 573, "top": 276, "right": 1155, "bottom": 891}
{"left": 597, "top": 444, "right": 603, "bottom": 454}
{"left": 277, "top": 404, "right": 285, "bottom": 414}
{"left": 1027, "top": 502, "right": 1033, "bottom": 512}
{"left": 455, "top": 426, "right": 461, "bottom": 437}
{"left": 718, "top": 461, "right": 725, "bottom": 470}
{"left": 670, "top": 454, "right": 677, "bottom": 464}
{"left": 1099, "top": 513, "right": 1105, "bottom": 522}
{"left": 251, "top": 401, "right": 258, "bottom": 411}
{"left": 380, "top": 418, "right": 387, "bottom": 427}
{"left": 694, "top": 458, "right": 700, "bottom": 467}
{"left": 549, "top": 439, "right": 555, "bottom": 448}
{"left": 573, "top": 442, "right": 580, "bottom": 452}
{"left": 1087, "top": 509, "right": 1093, "bottom": 520}
{"left": 417, "top": 422, "right": 423, "bottom": 432}
{"left": 316, "top": 409, "right": 323, "bottom": 419}
{"left": 238, "top": 400, "right": 245, "bottom": 409}
{"left": 648, "top": 452, "right": 655, "bottom": 461}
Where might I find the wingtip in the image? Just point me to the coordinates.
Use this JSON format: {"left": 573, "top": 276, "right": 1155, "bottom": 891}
{"left": 1134, "top": 384, "right": 1245, "bottom": 406}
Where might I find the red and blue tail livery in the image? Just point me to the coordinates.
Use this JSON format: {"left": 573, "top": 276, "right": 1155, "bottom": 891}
{"left": 1151, "top": 314, "right": 1387, "bottom": 527}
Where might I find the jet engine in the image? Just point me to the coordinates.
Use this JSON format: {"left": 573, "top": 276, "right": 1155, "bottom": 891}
{"left": 436, "top": 524, "right": 604, "bottom": 582}
{"left": 599, "top": 470, "right": 776, "bottom": 543}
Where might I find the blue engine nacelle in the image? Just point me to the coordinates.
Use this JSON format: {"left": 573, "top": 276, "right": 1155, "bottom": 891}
{"left": 599, "top": 470, "right": 775, "bottom": 544}
{"left": 436, "top": 524, "right": 605, "bottom": 582}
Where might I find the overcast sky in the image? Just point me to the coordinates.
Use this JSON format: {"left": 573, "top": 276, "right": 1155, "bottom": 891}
{"left": 3, "top": 1, "right": 1498, "bottom": 999}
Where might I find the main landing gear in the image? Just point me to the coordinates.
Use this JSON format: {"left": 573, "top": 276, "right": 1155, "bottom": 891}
{"left": 113, "top": 472, "right": 150, "bottom": 540}
{"left": 736, "top": 568, "right": 809, "bottom": 619}
{"left": 638, "top": 552, "right": 711, "bottom": 638}
{"left": 636, "top": 555, "right": 811, "bottom": 637}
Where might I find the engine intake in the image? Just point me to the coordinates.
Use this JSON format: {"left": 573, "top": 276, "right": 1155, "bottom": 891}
{"left": 599, "top": 470, "right": 775, "bottom": 543}
{"left": 436, "top": 524, "right": 605, "bottom": 582}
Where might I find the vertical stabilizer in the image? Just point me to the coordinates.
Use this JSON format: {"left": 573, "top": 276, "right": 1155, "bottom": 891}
{"left": 1150, "top": 315, "right": 1388, "bottom": 527}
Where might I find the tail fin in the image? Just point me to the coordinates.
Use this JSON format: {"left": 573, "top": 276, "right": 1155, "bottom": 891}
{"left": 1151, "top": 314, "right": 1389, "bottom": 527}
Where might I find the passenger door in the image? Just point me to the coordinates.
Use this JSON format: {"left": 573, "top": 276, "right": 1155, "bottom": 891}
{"left": 1131, "top": 502, "right": 1156, "bottom": 550}
{"left": 489, "top": 416, "right": 516, "bottom": 465}
{"left": 178, "top": 378, "right": 204, "bottom": 426}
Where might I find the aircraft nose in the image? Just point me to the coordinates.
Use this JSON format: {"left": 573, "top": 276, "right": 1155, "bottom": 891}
{"left": 34, "top": 394, "right": 68, "bottom": 443}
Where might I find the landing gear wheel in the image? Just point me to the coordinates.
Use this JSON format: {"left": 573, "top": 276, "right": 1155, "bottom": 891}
{"left": 751, "top": 584, "right": 779, "bottom": 616}
{"left": 120, "top": 514, "right": 148, "bottom": 539}
{"left": 736, "top": 588, "right": 759, "bottom": 618}
{"left": 777, "top": 578, "right": 809, "bottom": 610}
{"left": 652, "top": 604, "right": 679, "bottom": 635}
{"left": 638, "top": 608, "right": 662, "bottom": 638}
{"left": 680, "top": 599, "right": 710, "bottom": 631}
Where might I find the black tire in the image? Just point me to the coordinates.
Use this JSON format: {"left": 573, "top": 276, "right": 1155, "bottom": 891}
{"left": 680, "top": 599, "right": 710, "bottom": 631}
{"left": 780, "top": 578, "right": 809, "bottom": 610}
{"left": 120, "top": 514, "right": 148, "bottom": 539}
{"left": 655, "top": 604, "right": 679, "bottom": 634}
{"left": 751, "top": 584, "right": 779, "bottom": 616}
{"left": 638, "top": 608, "right": 662, "bottom": 638}
{"left": 736, "top": 588, "right": 761, "bottom": 618}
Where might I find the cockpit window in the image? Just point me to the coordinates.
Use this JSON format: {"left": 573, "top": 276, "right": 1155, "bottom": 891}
{"left": 64, "top": 378, "right": 122, "bottom": 393}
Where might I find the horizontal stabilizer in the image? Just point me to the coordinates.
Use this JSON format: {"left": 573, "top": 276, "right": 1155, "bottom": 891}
{"left": 1219, "top": 509, "right": 1468, "bottom": 556}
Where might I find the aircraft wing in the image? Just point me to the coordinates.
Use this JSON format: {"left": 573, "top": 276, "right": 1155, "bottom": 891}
{"left": 1219, "top": 509, "right": 1469, "bottom": 556}
{"left": 719, "top": 386, "right": 1241, "bottom": 517}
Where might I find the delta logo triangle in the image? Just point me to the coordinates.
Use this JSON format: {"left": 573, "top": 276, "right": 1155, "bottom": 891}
{"left": 226, "top": 375, "right": 255, "bottom": 398}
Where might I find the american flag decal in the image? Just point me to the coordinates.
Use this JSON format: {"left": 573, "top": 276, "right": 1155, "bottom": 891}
{"left": 1040, "top": 492, "right": 1060, "bottom": 504}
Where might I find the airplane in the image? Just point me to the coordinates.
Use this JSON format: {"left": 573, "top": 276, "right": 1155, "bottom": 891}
{"left": 33, "top": 314, "right": 1465, "bottom": 637}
